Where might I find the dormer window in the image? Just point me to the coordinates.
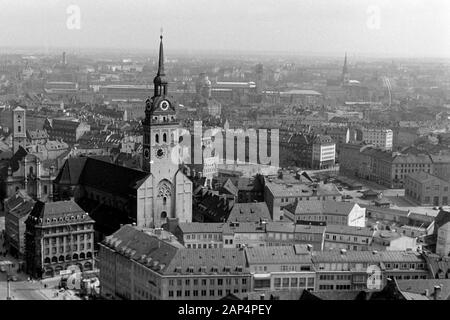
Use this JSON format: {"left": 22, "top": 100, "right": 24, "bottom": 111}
{"left": 211, "top": 266, "right": 218, "bottom": 273}
{"left": 187, "top": 266, "right": 194, "bottom": 273}
{"left": 223, "top": 266, "right": 231, "bottom": 272}
{"left": 174, "top": 266, "right": 182, "bottom": 273}
{"left": 199, "top": 266, "right": 207, "bottom": 273}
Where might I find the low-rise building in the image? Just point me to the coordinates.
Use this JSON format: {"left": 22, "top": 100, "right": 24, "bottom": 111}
{"left": 324, "top": 225, "right": 374, "bottom": 251}
{"left": 405, "top": 171, "right": 450, "bottom": 206}
{"left": 283, "top": 200, "right": 366, "bottom": 227}
{"left": 371, "top": 230, "right": 418, "bottom": 251}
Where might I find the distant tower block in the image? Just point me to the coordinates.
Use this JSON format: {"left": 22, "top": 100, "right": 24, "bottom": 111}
{"left": 12, "top": 106, "right": 27, "bottom": 153}
{"left": 62, "top": 51, "right": 67, "bottom": 65}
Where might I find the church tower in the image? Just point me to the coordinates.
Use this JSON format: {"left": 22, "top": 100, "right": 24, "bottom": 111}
{"left": 140, "top": 35, "right": 192, "bottom": 227}
{"left": 12, "top": 106, "right": 27, "bottom": 153}
{"left": 341, "top": 52, "right": 350, "bottom": 85}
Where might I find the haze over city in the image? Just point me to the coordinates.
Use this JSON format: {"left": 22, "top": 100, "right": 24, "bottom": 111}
{"left": 0, "top": 0, "right": 449, "bottom": 58}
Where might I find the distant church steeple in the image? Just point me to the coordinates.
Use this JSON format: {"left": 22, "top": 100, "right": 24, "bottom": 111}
{"left": 342, "top": 52, "right": 349, "bottom": 85}
{"left": 153, "top": 34, "right": 168, "bottom": 97}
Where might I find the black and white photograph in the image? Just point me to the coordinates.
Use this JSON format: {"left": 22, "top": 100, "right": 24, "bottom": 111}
{"left": 0, "top": 0, "right": 449, "bottom": 309}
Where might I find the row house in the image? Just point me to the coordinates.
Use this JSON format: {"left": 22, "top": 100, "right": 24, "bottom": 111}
{"left": 312, "top": 250, "right": 429, "bottom": 291}
{"left": 245, "top": 245, "right": 316, "bottom": 292}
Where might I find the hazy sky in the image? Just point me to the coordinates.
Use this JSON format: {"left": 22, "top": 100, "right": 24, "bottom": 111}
{"left": 0, "top": 0, "right": 449, "bottom": 58}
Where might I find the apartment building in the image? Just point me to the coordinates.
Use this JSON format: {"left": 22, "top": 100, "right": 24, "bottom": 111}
{"left": 98, "top": 225, "right": 252, "bottom": 300}
{"left": 264, "top": 181, "right": 341, "bottom": 221}
{"left": 245, "top": 245, "right": 316, "bottom": 292}
{"left": 361, "top": 128, "right": 393, "bottom": 150}
{"left": 312, "top": 250, "right": 429, "bottom": 291}
{"left": 24, "top": 200, "right": 95, "bottom": 278}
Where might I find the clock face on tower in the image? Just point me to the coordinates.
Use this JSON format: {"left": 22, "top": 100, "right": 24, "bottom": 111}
{"left": 143, "top": 148, "right": 150, "bottom": 159}
{"left": 160, "top": 100, "right": 169, "bottom": 111}
{"left": 156, "top": 148, "right": 165, "bottom": 159}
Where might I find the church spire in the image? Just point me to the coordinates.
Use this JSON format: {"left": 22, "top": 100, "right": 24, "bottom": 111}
{"left": 157, "top": 34, "right": 165, "bottom": 77}
{"left": 342, "top": 52, "right": 349, "bottom": 85}
{"left": 343, "top": 52, "right": 348, "bottom": 74}
{"left": 153, "top": 31, "right": 168, "bottom": 96}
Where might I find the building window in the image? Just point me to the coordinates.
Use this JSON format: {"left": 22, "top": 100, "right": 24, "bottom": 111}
{"left": 168, "top": 291, "right": 173, "bottom": 297}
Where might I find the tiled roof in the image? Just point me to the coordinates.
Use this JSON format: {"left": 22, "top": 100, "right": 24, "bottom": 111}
{"left": 423, "top": 253, "right": 450, "bottom": 279}
{"left": 406, "top": 171, "right": 445, "bottom": 184}
{"left": 265, "top": 181, "right": 340, "bottom": 198}
{"left": 285, "top": 200, "right": 358, "bottom": 216}
{"left": 227, "top": 202, "right": 271, "bottom": 223}
{"left": 311, "top": 250, "right": 424, "bottom": 263}
{"left": 434, "top": 210, "right": 450, "bottom": 230}
{"left": 104, "top": 225, "right": 249, "bottom": 276}
{"left": 245, "top": 246, "right": 312, "bottom": 264}
{"left": 178, "top": 223, "right": 225, "bottom": 234}
{"left": 397, "top": 279, "right": 450, "bottom": 300}
{"left": 27, "top": 200, "right": 94, "bottom": 226}
{"left": 325, "top": 225, "right": 374, "bottom": 237}
{"left": 55, "top": 156, "right": 150, "bottom": 196}
{"left": 165, "top": 248, "right": 248, "bottom": 275}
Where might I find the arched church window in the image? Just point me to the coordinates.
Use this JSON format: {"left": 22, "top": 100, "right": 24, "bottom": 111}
{"left": 29, "top": 166, "right": 34, "bottom": 175}
{"left": 163, "top": 133, "right": 167, "bottom": 143}
{"left": 171, "top": 133, "right": 174, "bottom": 143}
{"left": 161, "top": 211, "right": 167, "bottom": 219}
{"left": 155, "top": 134, "right": 159, "bottom": 143}
{"left": 163, "top": 197, "right": 167, "bottom": 205}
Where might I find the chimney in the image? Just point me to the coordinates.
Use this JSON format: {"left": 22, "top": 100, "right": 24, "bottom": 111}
{"left": 433, "top": 285, "right": 442, "bottom": 300}
{"left": 306, "top": 244, "right": 313, "bottom": 252}
{"left": 340, "top": 248, "right": 347, "bottom": 255}
{"left": 260, "top": 294, "right": 265, "bottom": 300}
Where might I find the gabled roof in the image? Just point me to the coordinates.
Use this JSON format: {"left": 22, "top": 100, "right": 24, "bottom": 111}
{"left": 227, "top": 202, "right": 271, "bottom": 223}
{"left": 397, "top": 279, "right": 450, "bottom": 300}
{"left": 245, "top": 246, "right": 312, "bottom": 264}
{"left": 54, "top": 156, "right": 150, "bottom": 196}
{"left": 284, "top": 200, "right": 357, "bottom": 216}
{"left": 435, "top": 210, "right": 450, "bottom": 230}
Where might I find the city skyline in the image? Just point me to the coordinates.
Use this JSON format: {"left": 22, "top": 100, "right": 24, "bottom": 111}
{"left": 0, "top": 0, "right": 449, "bottom": 59}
